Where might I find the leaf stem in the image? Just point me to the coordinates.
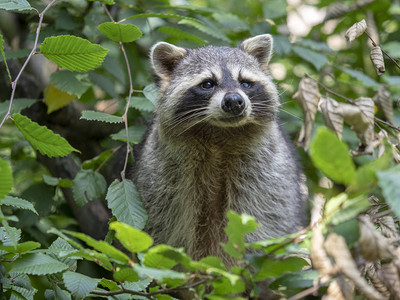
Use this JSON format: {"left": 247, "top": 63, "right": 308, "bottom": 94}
{"left": 0, "top": 0, "right": 58, "bottom": 129}
{"left": 101, "top": 4, "right": 134, "bottom": 180}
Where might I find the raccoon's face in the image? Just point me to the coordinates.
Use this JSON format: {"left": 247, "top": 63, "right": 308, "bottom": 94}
{"left": 151, "top": 34, "right": 279, "bottom": 136}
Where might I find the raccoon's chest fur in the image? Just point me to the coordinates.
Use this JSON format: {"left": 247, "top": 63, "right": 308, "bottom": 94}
{"left": 134, "top": 123, "right": 306, "bottom": 262}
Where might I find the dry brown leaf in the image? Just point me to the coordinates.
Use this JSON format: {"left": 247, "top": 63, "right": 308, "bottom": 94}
{"left": 345, "top": 19, "right": 367, "bottom": 42}
{"left": 311, "top": 225, "right": 335, "bottom": 277}
{"left": 373, "top": 86, "right": 394, "bottom": 124}
{"left": 325, "top": 233, "right": 386, "bottom": 300}
{"left": 366, "top": 263, "right": 391, "bottom": 298}
{"left": 370, "top": 46, "right": 385, "bottom": 75}
{"left": 293, "top": 76, "right": 321, "bottom": 150}
{"left": 319, "top": 97, "right": 344, "bottom": 138}
{"left": 380, "top": 263, "right": 400, "bottom": 300}
{"left": 323, "top": 276, "right": 354, "bottom": 300}
{"left": 378, "top": 216, "right": 399, "bottom": 240}
{"left": 358, "top": 215, "right": 394, "bottom": 261}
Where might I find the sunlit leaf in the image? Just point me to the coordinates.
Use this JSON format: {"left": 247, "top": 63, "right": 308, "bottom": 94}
{"left": 44, "top": 84, "right": 76, "bottom": 113}
{"left": 109, "top": 221, "right": 153, "bottom": 253}
{"left": 98, "top": 22, "right": 142, "bottom": 43}
{"left": 310, "top": 127, "right": 356, "bottom": 185}
{"left": 13, "top": 113, "right": 80, "bottom": 157}
{"left": 41, "top": 35, "right": 108, "bottom": 72}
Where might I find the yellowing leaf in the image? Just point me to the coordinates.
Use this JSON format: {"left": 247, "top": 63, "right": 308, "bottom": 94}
{"left": 44, "top": 84, "right": 76, "bottom": 114}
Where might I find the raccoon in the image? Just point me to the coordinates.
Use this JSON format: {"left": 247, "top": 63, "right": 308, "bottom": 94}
{"left": 133, "top": 34, "right": 308, "bottom": 263}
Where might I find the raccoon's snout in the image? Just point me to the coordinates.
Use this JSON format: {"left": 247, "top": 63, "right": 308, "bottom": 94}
{"left": 221, "top": 93, "right": 245, "bottom": 115}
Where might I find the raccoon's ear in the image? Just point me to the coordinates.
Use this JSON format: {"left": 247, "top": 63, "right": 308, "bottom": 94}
{"left": 239, "top": 34, "right": 273, "bottom": 70}
{"left": 151, "top": 42, "right": 187, "bottom": 79}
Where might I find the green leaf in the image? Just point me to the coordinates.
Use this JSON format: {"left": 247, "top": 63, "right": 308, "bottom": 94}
{"left": 0, "top": 196, "right": 38, "bottom": 215}
{"left": 0, "top": 241, "right": 40, "bottom": 254}
{"left": 109, "top": 221, "right": 153, "bottom": 253}
{"left": 310, "top": 127, "right": 356, "bottom": 185}
{"left": 143, "top": 83, "right": 159, "bottom": 105}
{"left": 381, "top": 41, "right": 400, "bottom": 58}
{"left": 0, "top": 98, "right": 35, "bottom": 121}
{"left": 63, "top": 271, "right": 100, "bottom": 299}
{"left": 292, "top": 45, "right": 328, "bottom": 70}
{"left": 63, "top": 230, "right": 131, "bottom": 264}
{"left": 48, "top": 237, "right": 78, "bottom": 271}
{"left": 222, "top": 211, "right": 258, "bottom": 258}
{"left": 254, "top": 257, "right": 309, "bottom": 281}
{"left": 263, "top": 0, "right": 287, "bottom": 19}
{"left": 324, "top": 193, "right": 370, "bottom": 225}
{"left": 50, "top": 71, "right": 90, "bottom": 98}
{"left": 123, "top": 278, "right": 152, "bottom": 291}
{"left": 178, "top": 18, "right": 230, "bottom": 42}
{"left": 212, "top": 276, "right": 245, "bottom": 295}
{"left": 157, "top": 26, "right": 206, "bottom": 44}
{"left": 98, "top": 278, "right": 120, "bottom": 292}
{"left": 43, "top": 174, "right": 73, "bottom": 188}
{"left": 64, "top": 249, "right": 113, "bottom": 271}
{"left": 0, "top": 225, "right": 21, "bottom": 247}
{"left": 347, "top": 145, "right": 393, "bottom": 195}
{"left": 111, "top": 125, "right": 146, "bottom": 144}
{"left": 212, "top": 12, "right": 249, "bottom": 32}
{"left": 98, "top": 22, "right": 142, "bottom": 43}
{"left": 82, "top": 149, "right": 115, "bottom": 170}
{"left": 377, "top": 165, "right": 400, "bottom": 219}
{"left": 10, "top": 253, "right": 69, "bottom": 275}
{"left": 0, "top": 33, "right": 11, "bottom": 81}
{"left": 297, "top": 39, "right": 334, "bottom": 52}
{"left": 80, "top": 110, "right": 123, "bottom": 123}
{"left": 113, "top": 267, "right": 140, "bottom": 282}
{"left": 106, "top": 179, "right": 147, "bottom": 230}
{"left": 72, "top": 169, "right": 107, "bottom": 207}
{"left": 88, "top": 0, "right": 114, "bottom": 4}
{"left": 143, "top": 245, "right": 190, "bottom": 270}
{"left": 0, "top": 158, "right": 13, "bottom": 199}
{"left": 0, "top": 0, "right": 32, "bottom": 11}
{"left": 269, "top": 270, "right": 319, "bottom": 290}
{"left": 133, "top": 265, "right": 186, "bottom": 282}
{"left": 13, "top": 113, "right": 79, "bottom": 157}
{"left": 130, "top": 96, "right": 155, "bottom": 112}
{"left": 40, "top": 35, "right": 109, "bottom": 72}
{"left": 339, "top": 66, "right": 380, "bottom": 88}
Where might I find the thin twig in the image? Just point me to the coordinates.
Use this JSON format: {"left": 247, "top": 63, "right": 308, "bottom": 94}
{"left": 0, "top": 0, "right": 58, "bottom": 129}
{"left": 101, "top": 4, "right": 134, "bottom": 180}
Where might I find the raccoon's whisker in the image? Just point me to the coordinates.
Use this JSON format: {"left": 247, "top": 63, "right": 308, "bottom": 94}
{"left": 278, "top": 108, "right": 303, "bottom": 120}
{"left": 170, "top": 108, "right": 208, "bottom": 128}
{"left": 177, "top": 114, "right": 212, "bottom": 136}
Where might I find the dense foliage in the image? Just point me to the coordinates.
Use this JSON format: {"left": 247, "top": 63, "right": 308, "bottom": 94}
{"left": 0, "top": 0, "right": 399, "bottom": 299}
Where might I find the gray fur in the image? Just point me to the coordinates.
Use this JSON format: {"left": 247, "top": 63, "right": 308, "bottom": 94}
{"left": 133, "top": 34, "right": 308, "bottom": 263}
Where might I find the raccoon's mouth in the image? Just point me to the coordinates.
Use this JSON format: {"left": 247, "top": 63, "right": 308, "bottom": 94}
{"left": 219, "top": 115, "right": 246, "bottom": 123}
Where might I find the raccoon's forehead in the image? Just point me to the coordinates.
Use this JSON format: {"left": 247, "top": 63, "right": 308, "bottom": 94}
{"left": 172, "top": 46, "right": 262, "bottom": 81}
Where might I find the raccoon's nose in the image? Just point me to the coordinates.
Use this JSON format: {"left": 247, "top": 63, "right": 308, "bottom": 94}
{"left": 221, "top": 93, "right": 245, "bottom": 115}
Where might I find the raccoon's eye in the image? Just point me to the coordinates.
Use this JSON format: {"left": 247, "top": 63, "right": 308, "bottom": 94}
{"left": 200, "top": 80, "right": 215, "bottom": 90}
{"left": 240, "top": 81, "right": 253, "bottom": 89}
